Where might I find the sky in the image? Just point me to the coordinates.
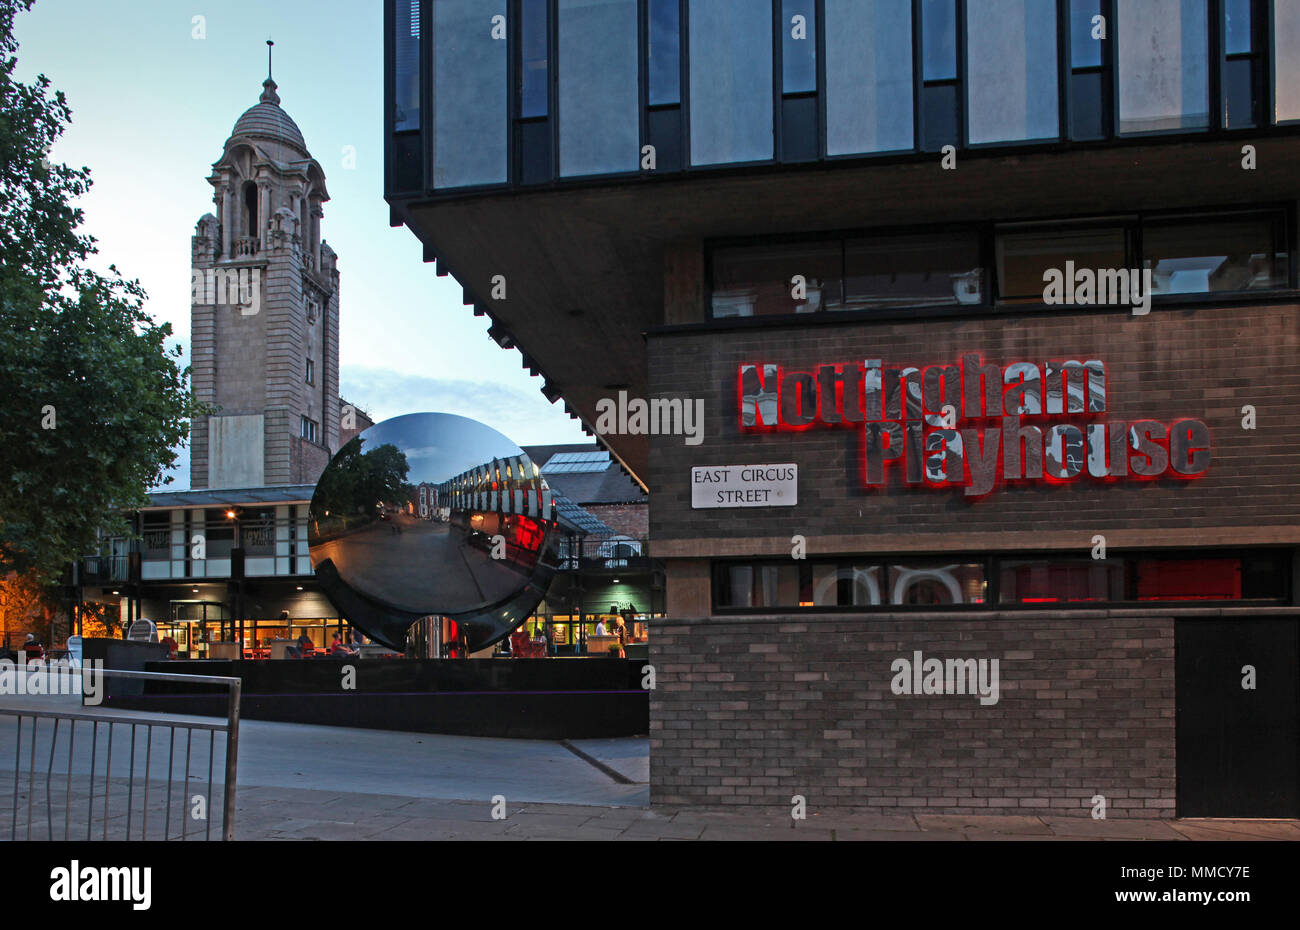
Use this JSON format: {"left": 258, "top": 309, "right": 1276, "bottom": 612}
{"left": 12, "top": 0, "right": 589, "bottom": 490}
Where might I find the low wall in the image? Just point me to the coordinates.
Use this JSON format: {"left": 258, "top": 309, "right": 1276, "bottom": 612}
{"left": 648, "top": 612, "right": 1175, "bottom": 817}
{"left": 102, "top": 657, "right": 649, "bottom": 740}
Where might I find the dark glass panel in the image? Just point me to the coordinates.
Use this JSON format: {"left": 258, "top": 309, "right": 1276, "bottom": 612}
{"left": 519, "top": 0, "right": 549, "bottom": 118}
{"left": 781, "top": 94, "right": 819, "bottom": 162}
{"left": 395, "top": 0, "right": 421, "bottom": 131}
{"left": 842, "top": 233, "right": 983, "bottom": 310}
{"left": 711, "top": 240, "right": 843, "bottom": 317}
{"left": 1221, "top": 55, "right": 1257, "bottom": 128}
{"left": 920, "top": 81, "right": 959, "bottom": 150}
{"left": 647, "top": 106, "right": 683, "bottom": 171}
{"left": 1069, "top": 69, "right": 1105, "bottom": 139}
{"left": 996, "top": 225, "right": 1128, "bottom": 302}
{"left": 647, "top": 0, "right": 681, "bottom": 105}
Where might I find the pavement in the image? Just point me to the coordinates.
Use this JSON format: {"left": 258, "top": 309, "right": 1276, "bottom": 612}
{"left": 2, "top": 690, "right": 1298, "bottom": 841}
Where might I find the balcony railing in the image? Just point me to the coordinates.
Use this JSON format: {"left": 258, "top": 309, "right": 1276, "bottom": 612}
{"left": 556, "top": 534, "right": 652, "bottom": 573}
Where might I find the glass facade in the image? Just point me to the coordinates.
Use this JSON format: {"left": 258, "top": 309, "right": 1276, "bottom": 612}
{"left": 714, "top": 553, "right": 1286, "bottom": 610}
{"left": 966, "top": 0, "right": 1058, "bottom": 144}
{"left": 1117, "top": 0, "right": 1209, "bottom": 133}
{"left": 394, "top": 0, "right": 420, "bottom": 131}
{"left": 1276, "top": 0, "right": 1300, "bottom": 122}
{"left": 431, "top": 0, "right": 508, "bottom": 187}
{"left": 559, "top": 0, "right": 640, "bottom": 177}
{"left": 824, "top": 0, "right": 913, "bottom": 155}
{"left": 401, "top": 1, "right": 1300, "bottom": 189}
{"left": 688, "top": 0, "right": 773, "bottom": 166}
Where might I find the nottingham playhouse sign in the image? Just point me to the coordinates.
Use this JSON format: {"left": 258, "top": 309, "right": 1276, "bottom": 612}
{"left": 739, "top": 355, "right": 1211, "bottom": 497}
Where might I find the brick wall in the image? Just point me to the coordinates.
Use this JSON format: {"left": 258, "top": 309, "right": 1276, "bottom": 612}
{"left": 585, "top": 502, "right": 649, "bottom": 539}
{"left": 647, "top": 303, "right": 1300, "bottom": 554}
{"left": 649, "top": 612, "right": 1176, "bottom": 817}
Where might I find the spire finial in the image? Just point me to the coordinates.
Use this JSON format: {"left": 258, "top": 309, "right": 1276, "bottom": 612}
{"left": 260, "top": 39, "right": 280, "bottom": 105}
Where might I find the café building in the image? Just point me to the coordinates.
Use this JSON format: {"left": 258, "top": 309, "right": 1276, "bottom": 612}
{"left": 384, "top": 0, "right": 1300, "bottom": 817}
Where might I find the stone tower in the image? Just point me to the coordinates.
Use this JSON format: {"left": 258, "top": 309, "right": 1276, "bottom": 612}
{"left": 189, "top": 65, "right": 340, "bottom": 489}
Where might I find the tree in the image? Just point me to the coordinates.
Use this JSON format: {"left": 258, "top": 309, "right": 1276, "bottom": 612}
{"left": 0, "top": 0, "right": 204, "bottom": 581}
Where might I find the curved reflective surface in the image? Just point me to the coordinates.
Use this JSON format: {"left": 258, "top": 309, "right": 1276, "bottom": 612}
{"left": 309, "top": 412, "right": 559, "bottom": 652}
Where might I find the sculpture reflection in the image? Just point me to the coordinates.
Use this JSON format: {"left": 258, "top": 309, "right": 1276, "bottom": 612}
{"left": 308, "top": 412, "right": 559, "bottom": 653}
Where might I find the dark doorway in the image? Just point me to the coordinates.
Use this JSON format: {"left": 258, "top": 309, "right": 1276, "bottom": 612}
{"left": 1177, "top": 616, "right": 1300, "bottom": 817}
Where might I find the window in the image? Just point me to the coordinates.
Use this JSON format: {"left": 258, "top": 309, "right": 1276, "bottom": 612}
{"left": 781, "top": 0, "right": 816, "bottom": 93}
{"left": 824, "top": 0, "right": 913, "bottom": 155}
{"left": 1117, "top": 0, "right": 1209, "bottom": 134}
{"left": 711, "top": 239, "right": 842, "bottom": 317}
{"left": 1067, "top": 0, "right": 1109, "bottom": 140}
{"left": 1142, "top": 213, "right": 1286, "bottom": 294}
{"left": 558, "top": 0, "right": 639, "bottom": 177}
{"left": 394, "top": 0, "right": 420, "bottom": 131}
{"left": 519, "top": 0, "right": 549, "bottom": 118}
{"left": 646, "top": 0, "right": 683, "bottom": 171}
{"left": 966, "top": 0, "right": 1058, "bottom": 144}
{"left": 715, "top": 552, "right": 1286, "bottom": 610}
{"left": 811, "top": 564, "right": 884, "bottom": 606}
{"left": 305, "top": 357, "right": 315, "bottom": 385}
{"left": 920, "top": 0, "right": 960, "bottom": 150}
{"left": 888, "top": 562, "right": 986, "bottom": 604}
{"left": 843, "top": 233, "right": 983, "bottom": 310}
{"left": 1220, "top": 0, "right": 1262, "bottom": 128}
{"left": 1275, "top": 0, "right": 1300, "bottom": 122}
{"left": 713, "top": 563, "right": 800, "bottom": 609}
{"left": 779, "top": 0, "right": 818, "bottom": 161}
{"left": 432, "top": 0, "right": 508, "bottom": 187}
{"left": 688, "top": 0, "right": 773, "bottom": 166}
{"left": 300, "top": 416, "right": 319, "bottom": 444}
{"left": 647, "top": 0, "right": 681, "bottom": 105}
{"left": 996, "top": 223, "right": 1129, "bottom": 302}
{"left": 999, "top": 558, "right": 1126, "bottom": 602}
{"left": 710, "top": 231, "right": 983, "bottom": 318}
{"left": 203, "top": 509, "right": 235, "bottom": 560}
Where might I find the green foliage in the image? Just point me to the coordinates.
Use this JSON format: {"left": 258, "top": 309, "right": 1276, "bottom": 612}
{"left": 312, "top": 440, "right": 411, "bottom": 527}
{"left": 0, "top": 0, "right": 204, "bottom": 580}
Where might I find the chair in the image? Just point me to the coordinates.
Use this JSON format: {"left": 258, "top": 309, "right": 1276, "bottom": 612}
{"left": 509, "top": 630, "right": 545, "bottom": 658}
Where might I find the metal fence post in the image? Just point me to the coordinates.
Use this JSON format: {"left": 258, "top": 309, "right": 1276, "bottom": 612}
{"left": 223, "top": 677, "right": 241, "bottom": 841}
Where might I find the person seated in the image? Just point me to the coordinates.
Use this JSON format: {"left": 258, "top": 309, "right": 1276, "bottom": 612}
{"left": 330, "top": 632, "right": 356, "bottom": 656}
{"left": 296, "top": 631, "right": 314, "bottom": 656}
{"left": 22, "top": 634, "right": 43, "bottom": 661}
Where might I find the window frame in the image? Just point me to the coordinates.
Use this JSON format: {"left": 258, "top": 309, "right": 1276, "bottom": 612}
{"left": 711, "top": 548, "right": 1292, "bottom": 613}
{"left": 702, "top": 203, "right": 1293, "bottom": 324}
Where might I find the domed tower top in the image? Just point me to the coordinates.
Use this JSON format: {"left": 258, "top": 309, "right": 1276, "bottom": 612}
{"left": 228, "top": 77, "right": 309, "bottom": 157}
{"left": 225, "top": 41, "right": 309, "bottom": 159}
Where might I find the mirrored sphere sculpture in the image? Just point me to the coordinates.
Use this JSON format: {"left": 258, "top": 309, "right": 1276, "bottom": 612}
{"left": 309, "top": 412, "right": 559, "bottom": 652}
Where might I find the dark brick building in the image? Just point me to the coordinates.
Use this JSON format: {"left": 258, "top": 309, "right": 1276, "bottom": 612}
{"left": 385, "top": 0, "right": 1300, "bottom": 817}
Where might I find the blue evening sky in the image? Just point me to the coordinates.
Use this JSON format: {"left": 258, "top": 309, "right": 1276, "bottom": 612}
{"left": 12, "top": 0, "right": 587, "bottom": 490}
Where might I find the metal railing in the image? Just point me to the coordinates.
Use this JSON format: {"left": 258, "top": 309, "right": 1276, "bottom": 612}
{"left": 1, "top": 667, "right": 241, "bottom": 841}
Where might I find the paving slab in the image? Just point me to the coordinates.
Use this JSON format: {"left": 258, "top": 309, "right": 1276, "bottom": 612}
{"left": 916, "top": 814, "right": 1054, "bottom": 836}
